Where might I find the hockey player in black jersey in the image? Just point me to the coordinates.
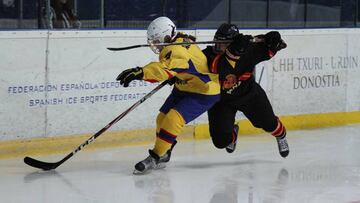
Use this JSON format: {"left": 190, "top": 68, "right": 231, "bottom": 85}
{"left": 202, "top": 23, "right": 289, "bottom": 157}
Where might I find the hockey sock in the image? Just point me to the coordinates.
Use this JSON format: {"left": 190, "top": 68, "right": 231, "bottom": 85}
{"left": 153, "top": 109, "right": 185, "bottom": 156}
{"left": 271, "top": 119, "right": 286, "bottom": 138}
{"left": 156, "top": 112, "right": 166, "bottom": 134}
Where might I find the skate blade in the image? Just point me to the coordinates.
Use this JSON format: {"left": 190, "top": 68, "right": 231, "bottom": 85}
{"left": 133, "top": 164, "right": 166, "bottom": 175}
{"left": 133, "top": 168, "right": 153, "bottom": 175}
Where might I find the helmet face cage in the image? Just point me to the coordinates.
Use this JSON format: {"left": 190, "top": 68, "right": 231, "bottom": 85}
{"left": 214, "top": 23, "right": 239, "bottom": 53}
{"left": 213, "top": 41, "right": 229, "bottom": 54}
{"left": 147, "top": 17, "right": 177, "bottom": 54}
{"left": 147, "top": 39, "right": 162, "bottom": 54}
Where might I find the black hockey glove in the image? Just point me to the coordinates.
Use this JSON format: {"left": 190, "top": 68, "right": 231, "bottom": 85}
{"left": 227, "top": 34, "right": 252, "bottom": 56}
{"left": 116, "top": 67, "right": 144, "bottom": 87}
{"left": 264, "top": 31, "right": 287, "bottom": 52}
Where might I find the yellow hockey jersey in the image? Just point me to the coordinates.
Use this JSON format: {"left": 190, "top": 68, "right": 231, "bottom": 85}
{"left": 142, "top": 37, "right": 220, "bottom": 96}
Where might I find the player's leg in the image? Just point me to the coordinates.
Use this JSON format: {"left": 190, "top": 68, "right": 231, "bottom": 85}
{"left": 134, "top": 91, "right": 219, "bottom": 174}
{"left": 155, "top": 112, "right": 177, "bottom": 162}
{"left": 241, "top": 84, "right": 289, "bottom": 158}
{"left": 208, "top": 101, "right": 239, "bottom": 153}
{"left": 133, "top": 91, "right": 181, "bottom": 174}
{"left": 152, "top": 92, "right": 219, "bottom": 162}
{"left": 134, "top": 109, "right": 184, "bottom": 174}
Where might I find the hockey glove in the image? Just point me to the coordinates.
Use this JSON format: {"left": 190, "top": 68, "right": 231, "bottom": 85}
{"left": 264, "top": 31, "right": 287, "bottom": 52}
{"left": 227, "top": 34, "right": 252, "bottom": 57}
{"left": 116, "top": 67, "right": 144, "bottom": 87}
{"left": 167, "top": 77, "right": 177, "bottom": 86}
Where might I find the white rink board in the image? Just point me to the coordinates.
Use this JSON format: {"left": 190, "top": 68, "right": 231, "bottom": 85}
{"left": 0, "top": 29, "right": 359, "bottom": 141}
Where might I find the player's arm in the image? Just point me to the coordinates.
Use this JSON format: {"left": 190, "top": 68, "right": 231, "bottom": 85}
{"left": 223, "top": 34, "right": 254, "bottom": 73}
{"left": 142, "top": 46, "right": 190, "bottom": 82}
{"left": 116, "top": 46, "right": 188, "bottom": 87}
{"left": 226, "top": 31, "right": 286, "bottom": 66}
{"left": 250, "top": 31, "right": 287, "bottom": 63}
{"left": 144, "top": 46, "right": 190, "bottom": 82}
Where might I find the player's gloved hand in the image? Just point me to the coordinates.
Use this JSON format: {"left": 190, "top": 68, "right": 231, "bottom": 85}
{"left": 264, "top": 31, "right": 287, "bottom": 52}
{"left": 167, "top": 77, "right": 177, "bottom": 86}
{"left": 227, "top": 34, "right": 252, "bottom": 56}
{"left": 116, "top": 67, "right": 144, "bottom": 87}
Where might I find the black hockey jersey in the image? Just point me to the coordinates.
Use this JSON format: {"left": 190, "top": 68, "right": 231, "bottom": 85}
{"left": 203, "top": 38, "right": 276, "bottom": 99}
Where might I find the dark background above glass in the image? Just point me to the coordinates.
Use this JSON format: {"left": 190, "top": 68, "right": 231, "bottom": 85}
{"left": 0, "top": 0, "right": 358, "bottom": 29}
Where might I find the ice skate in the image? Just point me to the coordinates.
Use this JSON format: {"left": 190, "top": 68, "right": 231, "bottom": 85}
{"left": 158, "top": 140, "right": 177, "bottom": 163}
{"left": 133, "top": 150, "right": 166, "bottom": 175}
{"left": 133, "top": 141, "right": 177, "bottom": 175}
{"left": 226, "top": 124, "right": 239, "bottom": 153}
{"left": 276, "top": 134, "right": 289, "bottom": 158}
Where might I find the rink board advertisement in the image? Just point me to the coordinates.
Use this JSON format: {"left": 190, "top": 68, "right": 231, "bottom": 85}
{"left": 0, "top": 29, "right": 359, "bottom": 141}
{"left": 266, "top": 30, "right": 360, "bottom": 115}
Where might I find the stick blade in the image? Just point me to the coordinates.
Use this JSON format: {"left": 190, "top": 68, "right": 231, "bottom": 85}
{"left": 107, "top": 44, "right": 146, "bottom": 51}
{"left": 24, "top": 156, "right": 58, "bottom": 171}
{"left": 107, "top": 47, "right": 128, "bottom": 51}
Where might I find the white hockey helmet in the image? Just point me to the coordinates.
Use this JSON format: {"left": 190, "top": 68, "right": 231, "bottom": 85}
{"left": 147, "top": 16, "right": 177, "bottom": 54}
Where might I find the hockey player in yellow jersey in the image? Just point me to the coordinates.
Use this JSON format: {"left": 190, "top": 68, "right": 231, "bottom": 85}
{"left": 116, "top": 16, "right": 220, "bottom": 174}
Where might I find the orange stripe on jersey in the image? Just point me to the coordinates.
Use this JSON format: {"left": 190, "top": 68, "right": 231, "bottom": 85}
{"left": 211, "top": 54, "right": 222, "bottom": 73}
{"left": 144, "top": 69, "right": 174, "bottom": 83}
{"left": 238, "top": 72, "right": 252, "bottom": 80}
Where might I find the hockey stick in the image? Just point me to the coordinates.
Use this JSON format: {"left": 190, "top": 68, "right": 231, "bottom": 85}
{"left": 24, "top": 80, "right": 169, "bottom": 171}
{"left": 107, "top": 40, "right": 232, "bottom": 51}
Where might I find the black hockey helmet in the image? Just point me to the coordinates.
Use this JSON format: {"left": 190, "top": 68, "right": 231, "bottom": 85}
{"left": 214, "top": 23, "right": 239, "bottom": 40}
{"left": 213, "top": 23, "right": 239, "bottom": 53}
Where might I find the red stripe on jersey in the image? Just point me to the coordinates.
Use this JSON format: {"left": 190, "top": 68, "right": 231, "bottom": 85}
{"left": 211, "top": 54, "right": 222, "bottom": 73}
{"left": 164, "top": 69, "right": 174, "bottom": 78}
{"left": 268, "top": 50, "right": 275, "bottom": 58}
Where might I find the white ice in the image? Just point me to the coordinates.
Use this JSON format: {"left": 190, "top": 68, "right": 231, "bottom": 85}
{"left": 1, "top": 124, "right": 360, "bottom": 203}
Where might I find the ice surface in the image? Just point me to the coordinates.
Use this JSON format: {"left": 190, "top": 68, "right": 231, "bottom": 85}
{"left": 1, "top": 124, "right": 360, "bottom": 203}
